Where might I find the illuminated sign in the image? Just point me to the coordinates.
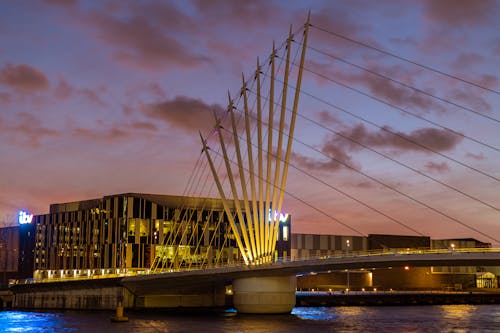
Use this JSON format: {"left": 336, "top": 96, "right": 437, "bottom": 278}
{"left": 18, "top": 210, "right": 33, "bottom": 224}
{"left": 268, "top": 210, "right": 289, "bottom": 223}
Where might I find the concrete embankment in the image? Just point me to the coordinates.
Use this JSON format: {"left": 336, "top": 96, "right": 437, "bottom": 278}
{"left": 9, "top": 278, "right": 133, "bottom": 310}
{"left": 296, "top": 292, "right": 500, "bottom": 306}
{"left": 0, "top": 290, "right": 13, "bottom": 309}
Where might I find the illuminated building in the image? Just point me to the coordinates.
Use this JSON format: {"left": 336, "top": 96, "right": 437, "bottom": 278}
{"left": 31, "top": 193, "right": 291, "bottom": 280}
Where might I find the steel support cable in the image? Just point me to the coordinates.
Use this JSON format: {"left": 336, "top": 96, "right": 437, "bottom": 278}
{"left": 260, "top": 73, "right": 500, "bottom": 212}
{"left": 310, "top": 24, "right": 500, "bottom": 95}
{"left": 153, "top": 98, "right": 245, "bottom": 270}
{"left": 300, "top": 42, "right": 500, "bottom": 125}
{"left": 207, "top": 147, "right": 367, "bottom": 238}
{"left": 292, "top": 59, "right": 500, "bottom": 154}
{"left": 265, "top": 70, "right": 500, "bottom": 183}
{"left": 243, "top": 92, "right": 500, "bottom": 244}
{"left": 201, "top": 211, "right": 223, "bottom": 269}
{"left": 221, "top": 126, "right": 426, "bottom": 237}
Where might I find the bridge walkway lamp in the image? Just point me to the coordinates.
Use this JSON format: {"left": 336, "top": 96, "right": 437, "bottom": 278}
{"left": 346, "top": 239, "right": 350, "bottom": 293}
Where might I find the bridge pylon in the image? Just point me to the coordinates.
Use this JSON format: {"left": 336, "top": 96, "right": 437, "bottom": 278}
{"left": 201, "top": 14, "right": 310, "bottom": 266}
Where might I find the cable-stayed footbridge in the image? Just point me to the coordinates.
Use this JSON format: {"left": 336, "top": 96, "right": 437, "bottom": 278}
{"left": 133, "top": 12, "right": 500, "bottom": 313}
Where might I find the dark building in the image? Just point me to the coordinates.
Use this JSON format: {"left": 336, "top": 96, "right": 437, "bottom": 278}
{"left": 0, "top": 221, "right": 36, "bottom": 288}
{"left": 368, "top": 234, "right": 431, "bottom": 250}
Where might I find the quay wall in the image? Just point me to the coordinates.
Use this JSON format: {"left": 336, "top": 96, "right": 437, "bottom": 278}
{"left": 13, "top": 286, "right": 133, "bottom": 310}
{"left": 10, "top": 278, "right": 134, "bottom": 310}
{"left": 297, "top": 292, "right": 500, "bottom": 306}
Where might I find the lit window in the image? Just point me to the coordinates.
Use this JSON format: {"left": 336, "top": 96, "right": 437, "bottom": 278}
{"left": 283, "top": 226, "right": 288, "bottom": 241}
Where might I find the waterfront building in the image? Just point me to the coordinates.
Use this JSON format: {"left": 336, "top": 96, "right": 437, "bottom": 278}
{"left": 30, "top": 193, "right": 291, "bottom": 281}
{"left": 290, "top": 233, "right": 367, "bottom": 259}
{"left": 430, "top": 238, "right": 497, "bottom": 288}
{"left": 0, "top": 215, "right": 36, "bottom": 288}
{"left": 293, "top": 233, "right": 498, "bottom": 291}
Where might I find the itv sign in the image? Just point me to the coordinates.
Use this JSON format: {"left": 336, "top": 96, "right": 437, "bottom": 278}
{"left": 18, "top": 210, "right": 33, "bottom": 224}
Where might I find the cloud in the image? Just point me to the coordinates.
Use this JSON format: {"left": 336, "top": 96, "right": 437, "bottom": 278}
{"left": 389, "top": 37, "right": 418, "bottom": 47}
{"left": 0, "top": 92, "right": 11, "bottom": 104}
{"left": 142, "top": 96, "right": 224, "bottom": 133}
{"left": 41, "top": 0, "right": 78, "bottom": 8}
{"left": 87, "top": 7, "right": 210, "bottom": 71}
{"left": 477, "top": 74, "right": 499, "bottom": 89}
{"left": 193, "top": 0, "right": 279, "bottom": 26}
{"left": 308, "top": 60, "right": 447, "bottom": 114}
{"left": 291, "top": 150, "right": 353, "bottom": 172}
{"left": 53, "top": 78, "right": 73, "bottom": 100}
{"left": 424, "top": 161, "right": 450, "bottom": 174}
{"left": 465, "top": 152, "right": 485, "bottom": 161}
{"left": 130, "top": 121, "right": 158, "bottom": 131}
{"left": 292, "top": 118, "right": 464, "bottom": 174}
{"left": 451, "top": 53, "right": 485, "bottom": 69}
{"left": 0, "top": 112, "right": 60, "bottom": 148}
{"left": 72, "top": 126, "right": 129, "bottom": 143}
{"left": 338, "top": 123, "right": 463, "bottom": 153}
{"left": 423, "top": 0, "right": 497, "bottom": 26}
{"left": 53, "top": 78, "right": 108, "bottom": 106}
{"left": 316, "top": 110, "right": 342, "bottom": 126}
{"left": 0, "top": 64, "right": 50, "bottom": 93}
{"left": 353, "top": 181, "right": 376, "bottom": 189}
{"left": 448, "top": 89, "right": 491, "bottom": 113}
{"left": 79, "top": 87, "right": 107, "bottom": 107}
{"left": 310, "top": 4, "right": 368, "bottom": 40}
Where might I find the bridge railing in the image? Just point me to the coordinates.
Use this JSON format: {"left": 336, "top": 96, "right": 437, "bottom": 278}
{"left": 286, "top": 247, "right": 500, "bottom": 263}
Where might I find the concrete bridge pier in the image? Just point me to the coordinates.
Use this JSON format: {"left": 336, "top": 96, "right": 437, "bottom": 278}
{"left": 232, "top": 275, "right": 296, "bottom": 314}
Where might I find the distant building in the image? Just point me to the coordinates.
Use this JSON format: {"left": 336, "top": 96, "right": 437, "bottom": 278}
{"left": 368, "top": 234, "right": 431, "bottom": 250}
{"left": 293, "top": 232, "right": 497, "bottom": 291}
{"left": 291, "top": 233, "right": 367, "bottom": 259}
{"left": 430, "top": 238, "right": 496, "bottom": 288}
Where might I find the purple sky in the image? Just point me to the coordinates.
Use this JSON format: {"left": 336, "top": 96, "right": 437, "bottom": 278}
{"left": 1, "top": 1, "right": 499, "bottom": 244}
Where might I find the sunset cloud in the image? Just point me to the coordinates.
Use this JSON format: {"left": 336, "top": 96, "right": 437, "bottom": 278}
{"left": 424, "top": 161, "right": 450, "bottom": 174}
{"left": 292, "top": 119, "right": 464, "bottom": 174}
{"left": 87, "top": 8, "right": 210, "bottom": 71}
{"left": 308, "top": 60, "right": 448, "bottom": 114}
{"left": 142, "top": 96, "right": 224, "bottom": 133}
{"left": 336, "top": 124, "right": 463, "bottom": 153}
{"left": 465, "top": 152, "right": 486, "bottom": 161}
{"left": 53, "top": 78, "right": 108, "bottom": 107}
{"left": 0, "top": 64, "right": 50, "bottom": 93}
{"left": 0, "top": 112, "right": 60, "bottom": 148}
{"left": 423, "top": 0, "right": 497, "bottom": 26}
{"left": 71, "top": 126, "right": 129, "bottom": 143}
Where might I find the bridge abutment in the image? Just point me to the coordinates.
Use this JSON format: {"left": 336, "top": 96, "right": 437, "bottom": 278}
{"left": 232, "top": 275, "right": 296, "bottom": 314}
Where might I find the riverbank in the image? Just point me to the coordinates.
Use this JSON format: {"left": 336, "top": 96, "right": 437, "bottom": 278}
{"left": 296, "top": 290, "right": 500, "bottom": 306}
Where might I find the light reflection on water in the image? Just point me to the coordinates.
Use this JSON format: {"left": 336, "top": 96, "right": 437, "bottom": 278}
{"left": 1, "top": 305, "right": 499, "bottom": 333}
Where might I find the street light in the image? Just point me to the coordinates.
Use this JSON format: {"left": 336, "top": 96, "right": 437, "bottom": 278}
{"left": 346, "top": 239, "right": 350, "bottom": 292}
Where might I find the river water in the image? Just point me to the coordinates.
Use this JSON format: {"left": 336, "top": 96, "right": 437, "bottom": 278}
{"left": 1, "top": 305, "right": 499, "bottom": 332}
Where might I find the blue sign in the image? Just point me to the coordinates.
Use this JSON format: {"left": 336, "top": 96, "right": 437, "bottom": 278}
{"left": 18, "top": 210, "right": 33, "bottom": 224}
